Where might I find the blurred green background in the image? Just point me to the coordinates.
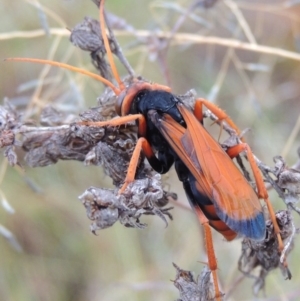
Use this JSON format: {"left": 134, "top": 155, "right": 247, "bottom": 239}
{"left": 1, "top": 0, "right": 300, "bottom": 300}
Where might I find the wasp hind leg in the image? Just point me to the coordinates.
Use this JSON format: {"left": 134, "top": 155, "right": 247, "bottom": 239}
{"left": 194, "top": 206, "right": 223, "bottom": 301}
{"left": 227, "top": 143, "right": 289, "bottom": 271}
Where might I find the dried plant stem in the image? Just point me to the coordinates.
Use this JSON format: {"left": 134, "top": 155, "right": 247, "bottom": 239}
{"left": 11, "top": 125, "right": 70, "bottom": 135}
{"left": 0, "top": 28, "right": 69, "bottom": 40}
{"left": 3, "top": 29, "right": 300, "bottom": 63}
{"left": 224, "top": 0, "right": 257, "bottom": 44}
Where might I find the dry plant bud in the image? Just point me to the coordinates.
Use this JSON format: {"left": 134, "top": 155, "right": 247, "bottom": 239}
{"left": 258, "top": 155, "right": 300, "bottom": 214}
{"left": 0, "top": 131, "right": 15, "bottom": 148}
{"left": 40, "top": 106, "right": 67, "bottom": 126}
{"left": 0, "top": 99, "right": 21, "bottom": 131}
{"left": 70, "top": 16, "right": 115, "bottom": 81}
{"left": 70, "top": 17, "right": 107, "bottom": 53}
{"left": 274, "top": 156, "right": 300, "bottom": 199}
{"left": 238, "top": 210, "right": 295, "bottom": 295}
{"left": 173, "top": 263, "right": 219, "bottom": 301}
{"left": 0, "top": 100, "right": 22, "bottom": 165}
{"left": 79, "top": 174, "right": 173, "bottom": 233}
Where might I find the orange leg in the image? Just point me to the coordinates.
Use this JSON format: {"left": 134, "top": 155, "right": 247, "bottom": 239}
{"left": 78, "top": 113, "right": 147, "bottom": 137}
{"left": 194, "top": 206, "right": 222, "bottom": 301}
{"left": 194, "top": 98, "right": 243, "bottom": 139}
{"left": 118, "top": 137, "right": 156, "bottom": 194}
{"left": 99, "top": 0, "right": 125, "bottom": 91}
{"left": 78, "top": 115, "right": 161, "bottom": 194}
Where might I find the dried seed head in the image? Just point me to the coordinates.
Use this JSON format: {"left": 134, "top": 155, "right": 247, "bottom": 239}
{"left": 70, "top": 17, "right": 107, "bottom": 53}
{"left": 275, "top": 156, "right": 300, "bottom": 195}
{"left": 0, "top": 100, "right": 21, "bottom": 131}
{"left": 238, "top": 210, "right": 294, "bottom": 295}
{"left": 173, "top": 263, "right": 221, "bottom": 301}
{"left": 79, "top": 174, "right": 173, "bottom": 233}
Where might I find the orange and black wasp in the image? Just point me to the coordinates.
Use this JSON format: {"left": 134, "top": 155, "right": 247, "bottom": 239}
{"left": 6, "top": 0, "right": 287, "bottom": 299}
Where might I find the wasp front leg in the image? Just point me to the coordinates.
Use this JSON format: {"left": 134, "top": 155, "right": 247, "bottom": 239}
{"left": 118, "top": 137, "right": 155, "bottom": 194}
{"left": 78, "top": 114, "right": 148, "bottom": 193}
{"left": 78, "top": 114, "right": 146, "bottom": 136}
{"left": 119, "top": 111, "right": 177, "bottom": 194}
{"left": 79, "top": 112, "right": 174, "bottom": 194}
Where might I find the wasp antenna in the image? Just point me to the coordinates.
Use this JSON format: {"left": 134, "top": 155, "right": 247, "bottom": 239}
{"left": 99, "top": 0, "right": 125, "bottom": 91}
{"left": 5, "top": 57, "right": 121, "bottom": 95}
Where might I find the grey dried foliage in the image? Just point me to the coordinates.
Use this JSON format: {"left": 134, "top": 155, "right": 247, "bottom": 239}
{"left": 274, "top": 156, "right": 300, "bottom": 210}
{"left": 40, "top": 106, "right": 73, "bottom": 126}
{"left": 70, "top": 7, "right": 136, "bottom": 80}
{"left": 70, "top": 16, "right": 105, "bottom": 53}
{"left": 0, "top": 98, "right": 174, "bottom": 229}
{"left": 0, "top": 99, "right": 22, "bottom": 166}
{"left": 79, "top": 174, "right": 173, "bottom": 232}
{"left": 239, "top": 210, "right": 295, "bottom": 295}
{"left": 173, "top": 263, "right": 220, "bottom": 301}
{"left": 257, "top": 155, "right": 300, "bottom": 214}
{"left": 23, "top": 86, "right": 173, "bottom": 229}
{"left": 70, "top": 16, "right": 114, "bottom": 81}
